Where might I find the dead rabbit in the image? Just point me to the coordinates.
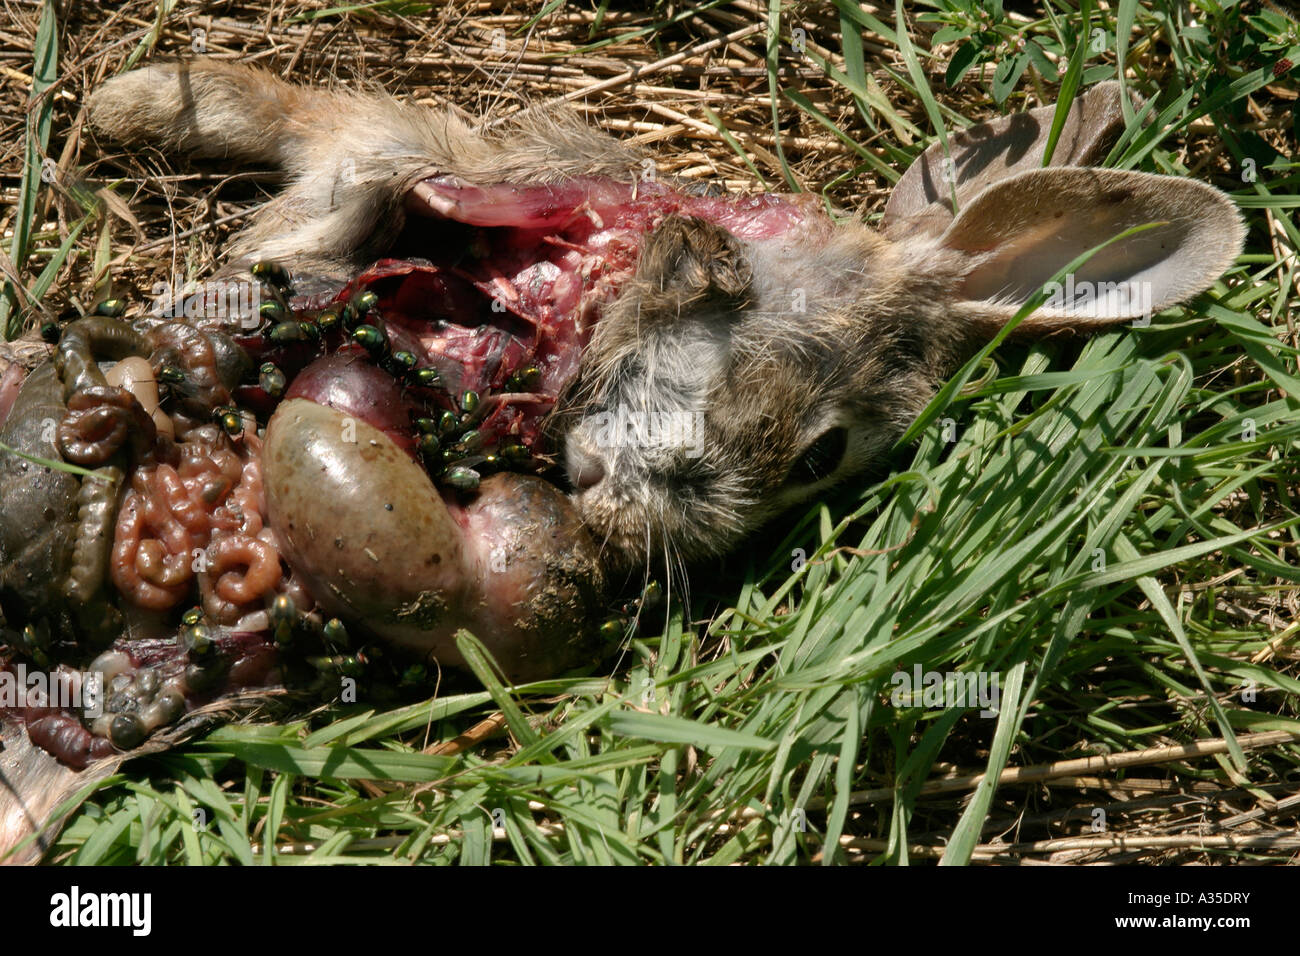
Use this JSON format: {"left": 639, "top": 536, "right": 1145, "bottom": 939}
{"left": 85, "top": 62, "right": 1243, "bottom": 568}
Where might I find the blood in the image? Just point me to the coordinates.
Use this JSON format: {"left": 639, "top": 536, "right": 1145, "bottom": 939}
{"left": 304, "top": 175, "right": 819, "bottom": 454}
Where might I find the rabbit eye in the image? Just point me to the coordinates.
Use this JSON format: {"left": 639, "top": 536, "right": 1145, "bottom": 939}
{"left": 786, "top": 427, "right": 848, "bottom": 485}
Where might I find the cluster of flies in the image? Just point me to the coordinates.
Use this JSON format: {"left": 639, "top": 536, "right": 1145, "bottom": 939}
{"left": 251, "top": 260, "right": 542, "bottom": 494}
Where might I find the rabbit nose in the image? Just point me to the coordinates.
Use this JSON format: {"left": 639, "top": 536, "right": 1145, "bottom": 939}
{"left": 567, "top": 445, "right": 607, "bottom": 491}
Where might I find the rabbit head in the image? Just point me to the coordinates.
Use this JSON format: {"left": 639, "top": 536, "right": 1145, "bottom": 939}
{"left": 555, "top": 82, "right": 1245, "bottom": 566}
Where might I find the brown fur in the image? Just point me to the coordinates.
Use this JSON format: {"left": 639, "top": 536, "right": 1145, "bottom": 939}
{"left": 87, "top": 61, "right": 642, "bottom": 278}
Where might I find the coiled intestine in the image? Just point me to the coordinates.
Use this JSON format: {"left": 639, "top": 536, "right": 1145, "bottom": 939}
{"left": 199, "top": 533, "right": 282, "bottom": 623}
{"left": 111, "top": 484, "right": 194, "bottom": 609}
{"left": 147, "top": 322, "right": 232, "bottom": 414}
{"left": 110, "top": 424, "right": 286, "bottom": 620}
{"left": 57, "top": 384, "right": 156, "bottom": 465}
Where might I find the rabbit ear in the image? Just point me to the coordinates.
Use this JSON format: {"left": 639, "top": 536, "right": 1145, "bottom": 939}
{"left": 884, "top": 82, "right": 1140, "bottom": 240}
{"left": 926, "top": 165, "right": 1244, "bottom": 335}
{"left": 637, "top": 216, "right": 752, "bottom": 304}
